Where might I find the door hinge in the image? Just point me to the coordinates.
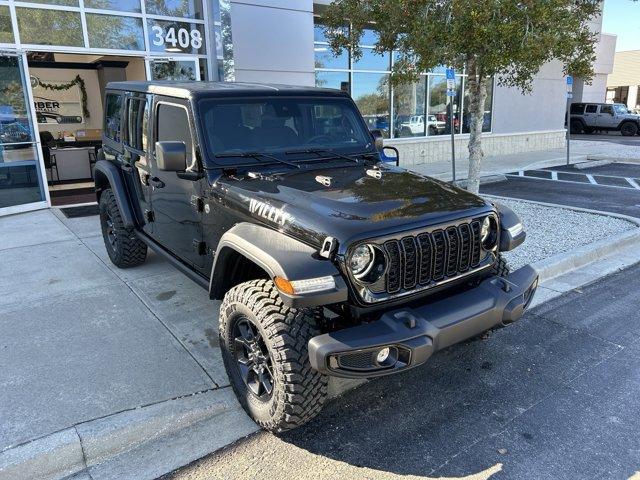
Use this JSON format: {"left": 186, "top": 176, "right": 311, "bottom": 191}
{"left": 144, "top": 210, "right": 155, "bottom": 222}
{"left": 190, "top": 195, "right": 205, "bottom": 212}
{"left": 192, "top": 240, "right": 207, "bottom": 256}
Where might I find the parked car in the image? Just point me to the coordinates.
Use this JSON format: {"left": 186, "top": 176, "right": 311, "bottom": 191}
{"left": 398, "top": 114, "right": 446, "bottom": 136}
{"left": 95, "top": 81, "right": 537, "bottom": 432}
{"left": 569, "top": 102, "right": 640, "bottom": 136}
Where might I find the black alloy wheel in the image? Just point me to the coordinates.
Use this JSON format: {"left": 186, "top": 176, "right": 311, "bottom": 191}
{"left": 232, "top": 316, "right": 274, "bottom": 400}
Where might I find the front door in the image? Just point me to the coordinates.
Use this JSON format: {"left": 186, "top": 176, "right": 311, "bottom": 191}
{"left": 148, "top": 58, "right": 200, "bottom": 81}
{"left": 0, "top": 53, "right": 47, "bottom": 215}
{"left": 597, "top": 104, "right": 618, "bottom": 129}
{"left": 149, "top": 98, "right": 204, "bottom": 268}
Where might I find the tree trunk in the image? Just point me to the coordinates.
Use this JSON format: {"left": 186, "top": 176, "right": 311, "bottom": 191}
{"left": 466, "top": 61, "right": 488, "bottom": 195}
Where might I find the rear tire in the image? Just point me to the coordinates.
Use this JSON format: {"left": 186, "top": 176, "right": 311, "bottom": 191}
{"left": 620, "top": 122, "right": 638, "bottom": 137}
{"left": 569, "top": 119, "right": 584, "bottom": 134}
{"left": 99, "top": 189, "right": 147, "bottom": 268}
{"left": 219, "top": 279, "right": 328, "bottom": 432}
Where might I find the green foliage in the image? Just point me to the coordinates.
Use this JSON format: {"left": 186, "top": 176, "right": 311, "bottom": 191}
{"left": 322, "top": 0, "right": 602, "bottom": 92}
{"left": 38, "top": 75, "right": 90, "bottom": 119}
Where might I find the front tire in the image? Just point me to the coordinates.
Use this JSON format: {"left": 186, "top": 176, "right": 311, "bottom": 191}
{"left": 491, "top": 254, "right": 510, "bottom": 278}
{"left": 99, "top": 189, "right": 147, "bottom": 268}
{"left": 620, "top": 122, "right": 638, "bottom": 136}
{"left": 219, "top": 279, "right": 328, "bottom": 432}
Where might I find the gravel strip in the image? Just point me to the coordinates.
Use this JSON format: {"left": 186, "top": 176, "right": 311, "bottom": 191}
{"left": 485, "top": 197, "right": 637, "bottom": 270}
{"left": 573, "top": 140, "right": 640, "bottom": 159}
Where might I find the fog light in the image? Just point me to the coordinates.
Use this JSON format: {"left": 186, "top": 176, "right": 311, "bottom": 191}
{"left": 376, "top": 347, "right": 390, "bottom": 364}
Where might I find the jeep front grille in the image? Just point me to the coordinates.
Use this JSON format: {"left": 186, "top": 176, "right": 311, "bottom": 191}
{"left": 382, "top": 221, "right": 483, "bottom": 295}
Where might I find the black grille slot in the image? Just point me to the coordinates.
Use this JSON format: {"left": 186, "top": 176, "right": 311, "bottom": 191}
{"left": 432, "top": 230, "right": 447, "bottom": 280}
{"left": 416, "top": 233, "right": 433, "bottom": 285}
{"left": 338, "top": 350, "right": 376, "bottom": 370}
{"left": 458, "top": 223, "right": 471, "bottom": 271}
{"left": 470, "top": 221, "right": 481, "bottom": 266}
{"left": 445, "top": 227, "right": 460, "bottom": 277}
{"left": 384, "top": 240, "right": 402, "bottom": 293}
{"left": 400, "top": 236, "right": 418, "bottom": 289}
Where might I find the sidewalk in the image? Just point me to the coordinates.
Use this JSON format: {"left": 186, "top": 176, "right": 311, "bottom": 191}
{"left": 0, "top": 209, "right": 257, "bottom": 480}
{"left": 407, "top": 139, "right": 640, "bottom": 181}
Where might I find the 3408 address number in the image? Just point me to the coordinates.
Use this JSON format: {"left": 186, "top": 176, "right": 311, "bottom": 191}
{"left": 151, "top": 26, "right": 203, "bottom": 50}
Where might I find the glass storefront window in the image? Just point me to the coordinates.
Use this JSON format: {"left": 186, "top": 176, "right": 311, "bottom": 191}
{"left": 147, "top": 19, "right": 205, "bottom": 54}
{"left": 16, "top": 8, "right": 83, "bottom": 47}
{"left": 462, "top": 79, "right": 493, "bottom": 133}
{"left": 315, "top": 71, "right": 349, "bottom": 91}
{"left": 393, "top": 76, "right": 426, "bottom": 138}
{"left": 150, "top": 58, "right": 197, "bottom": 81}
{"left": 23, "top": 0, "right": 79, "bottom": 6}
{"left": 86, "top": 14, "right": 145, "bottom": 51}
{"left": 352, "top": 72, "right": 390, "bottom": 137}
{"left": 85, "top": 0, "right": 141, "bottom": 13}
{"left": 145, "top": 0, "right": 203, "bottom": 19}
{"left": 427, "top": 74, "right": 463, "bottom": 135}
{"left": 314, "top": 44, "right": 348, "bottom": 70}
{"left": 0, "top": 6, "right": 13, "bottom": 44}
{"left": 353, "top": 48, "right": 389, "bottom": 71}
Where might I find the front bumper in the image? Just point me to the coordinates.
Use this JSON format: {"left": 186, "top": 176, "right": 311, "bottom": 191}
{"left": 308, "top": 264, "right": 538, "bottom": 378}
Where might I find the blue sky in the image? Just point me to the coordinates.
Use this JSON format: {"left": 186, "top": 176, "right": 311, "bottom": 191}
{"left": 602, "top": 0, "right": 640, "bottom": 51}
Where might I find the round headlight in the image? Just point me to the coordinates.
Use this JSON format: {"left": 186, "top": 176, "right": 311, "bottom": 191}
{"left": 481, "top": 215, "right": 498, "bottom": 249}
{"left": 349, "top": 244, "right": 374, "bottom": 277}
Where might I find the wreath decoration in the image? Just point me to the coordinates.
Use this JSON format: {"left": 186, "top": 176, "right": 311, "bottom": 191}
{"left": 37, "top": 75, "right": 90, "bottom": 119}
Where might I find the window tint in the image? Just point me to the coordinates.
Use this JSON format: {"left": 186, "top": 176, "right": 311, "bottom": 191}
{"left": 600, "top": 105, "right": 614, "bottom": 115}
{"left": 585, "top": 105, "right": 598, "bottom": 113}
{"left": 126, "top": 98, "right": 148, "bottom": 151}
{"left": 156, "top": 103, "right": 192, "bottom": 158}
{"left": 105, "top": 93, "right": 123, "bottom": 141}
{"left": 570, "top": 104, "right": 584, "bottom": 114}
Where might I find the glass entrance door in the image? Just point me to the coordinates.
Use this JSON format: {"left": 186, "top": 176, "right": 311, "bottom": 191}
{"left": 0, "top": 53, "right": 47, "bottom": 215}
{"left": 148, "top": 58, "right": 201, "bottom": 81}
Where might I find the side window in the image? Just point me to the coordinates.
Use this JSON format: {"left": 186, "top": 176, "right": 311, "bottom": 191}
{"left": 156, "top": 103, "right": 193, "bottom": 160}
{"left": 600, "top": 105, "right": 614, "bottom": 115}
{"left": 126, "top": 98, "right": 148, "bottom": 152}
{"left": 585, "top": 105, "right": 598, "bottom": 114}
{"left": 570, "top": 104, "right": 584, "bottom": 115}
{"left": 105, "top": 93, "right": 123, "bottom": 142}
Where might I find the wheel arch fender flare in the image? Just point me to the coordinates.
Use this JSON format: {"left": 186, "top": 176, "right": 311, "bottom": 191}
{"left": 94, "top": 159, "right": 136, "bottom": 229}
{"left": 209, "top": 223, "right": 348, "bottom": 307}
{"left": 494, "top": 202, "right": 526, "bottom": 252}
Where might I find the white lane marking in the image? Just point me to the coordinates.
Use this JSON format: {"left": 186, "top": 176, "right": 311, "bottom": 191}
{"left": 586, "top": 174, "right": 597, "bottom": 185}
{"left": 518, "top": 170, "right": 524, "bottom": 177}
{"left": 626, "top": 178, "right": 640, "bottom": 190}
{"left": 503, "top": 173, "right": 640, "bottom": 191}
{"left": 551, "top": 170, "right": 558, "bottom": 180}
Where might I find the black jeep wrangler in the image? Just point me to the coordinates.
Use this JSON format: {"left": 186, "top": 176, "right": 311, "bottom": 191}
{"left": 95, "top": 81, "right": 537, "bottom": 432}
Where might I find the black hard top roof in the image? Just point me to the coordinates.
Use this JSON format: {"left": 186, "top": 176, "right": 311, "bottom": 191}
{"left": 105, "top": 81, "right": 350, "bottom": 100}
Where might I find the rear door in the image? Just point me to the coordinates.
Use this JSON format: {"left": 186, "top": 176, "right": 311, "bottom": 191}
{"left": 148, "top": 97, "right": 204, "bottom": 268}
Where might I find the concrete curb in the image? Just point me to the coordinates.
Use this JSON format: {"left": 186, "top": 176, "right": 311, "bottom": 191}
{"left": 0, "top": 389, "right": 257, "bottom": 480}
{"left": 573, "top": 159, "right": 612, "bottom": 169}
{"left": 586, "top": 154, "right": 640, "bottom": 163}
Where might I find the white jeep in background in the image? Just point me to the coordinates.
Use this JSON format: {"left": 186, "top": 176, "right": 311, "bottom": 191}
{"left": 399, "top": 114, "right": 446, "bottom": 136}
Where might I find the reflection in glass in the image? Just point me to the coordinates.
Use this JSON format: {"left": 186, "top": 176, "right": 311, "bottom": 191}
{"left": 352, "top": 72, "right": 389, "bottom": 138}
{"left": 0, "top": 6, "right": 13, "bottom": 44}
{"left": 219, "top": 0, "right": 234, "bottom": 81}
{"left": 85, "top": 0, "right": 141, "bottom": 13}
{"left": 314, "top": 44, "right": 348, "bottom": 69}
{"left": 353, "top": 48, "right": 389, "bottom": 71}
{"left": 151, "top": 59, "right": 197, "bottom": 81}
{"left": 16, "top": 8, "right": 83, "bottom": 47}
{"left": 0, "top": 57, "right": 34, "bottom": 142}
{"left": 393, "top": 76, "right": 426, "bottom": 138}
{"left": 147, "top": 19, "right": 205, "bottom": 54}
{"left": 360, "top": 28, "right": 379, "bottom": 46}
{"left": 21, "top": 0, "right": 78, "bottom": 6}
{"left": 0, "top": 162, "right": 44, "bottom": 208}
{"left": 313, "top": 17, "right": 347, "bottom": 43}
{"left": 315, "top": 71, "right": 349, "bottom": 91}
{"left": 462, "top": 79, "right": 493, "bottom": 133}
{"left": 86, "top": 14, "right": 144, "bottom": 50}
{"left": 145, "top": 0, "right": 203, "bottom": 19}
{"left": 428, "top": 74, "right": 462, "bottom": 135}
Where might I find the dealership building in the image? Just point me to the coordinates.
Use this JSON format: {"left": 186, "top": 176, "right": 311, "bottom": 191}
{"left": 0, "top": 0, "right": 615, "bottom": 216}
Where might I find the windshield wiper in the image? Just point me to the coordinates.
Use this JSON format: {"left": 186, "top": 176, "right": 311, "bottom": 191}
{"left": 284, "top": 148, "right": 362, "bottom": 164}
{"left": 214, "top": 151, "right": 301, "bottom": 169}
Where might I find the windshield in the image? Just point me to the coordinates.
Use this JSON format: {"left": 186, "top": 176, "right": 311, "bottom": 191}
{"left": 614, "top": 104, "right": 629, "bottom": 115}
{"left": 197, "top": 97, "right": 373, "bottom": 164}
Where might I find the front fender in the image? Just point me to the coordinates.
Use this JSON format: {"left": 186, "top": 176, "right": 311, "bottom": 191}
{"left": 94, "top": 160, "right": 136, "bottom": 229}
{"left": 495, "top": 202, "right": 526, "bottom": 251}
{"left": 209, "top": 223, "right": 348, "bottom": 308}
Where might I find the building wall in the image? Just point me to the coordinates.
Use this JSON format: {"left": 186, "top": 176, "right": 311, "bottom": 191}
{"left": 607, "top": 50, "right": 640, "bottom": 87}
{"left": 230, "top": 0, "right": 315, "bottom": 85}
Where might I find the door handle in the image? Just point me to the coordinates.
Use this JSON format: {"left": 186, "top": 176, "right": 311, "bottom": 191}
{"left": 149, "top": 177, "right": 165, "bottom": 189}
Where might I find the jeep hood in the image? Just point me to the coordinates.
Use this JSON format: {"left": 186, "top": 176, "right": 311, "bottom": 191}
{"left": 217, "top": 164, "right": 493, "bottom": 250}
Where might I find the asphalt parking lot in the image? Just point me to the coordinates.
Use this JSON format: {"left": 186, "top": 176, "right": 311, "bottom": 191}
{"left": 481, "top": 162, "right": 640, "bottom": 218}
{"left": 168, "top": 263, "right": 640, "bottom": 480}
{"left": 571, "top": 132, "right": 640, "bottom": 146}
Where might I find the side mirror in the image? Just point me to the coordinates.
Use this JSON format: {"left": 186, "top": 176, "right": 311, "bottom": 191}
{"left": 156, "top": 141, "right": 187, "bottom": 171}
{"left": 381, "top": 146, "right": 399, "bottom": 166}
{"left": 371, "top": 129, "right": 384, "bottom": 151}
